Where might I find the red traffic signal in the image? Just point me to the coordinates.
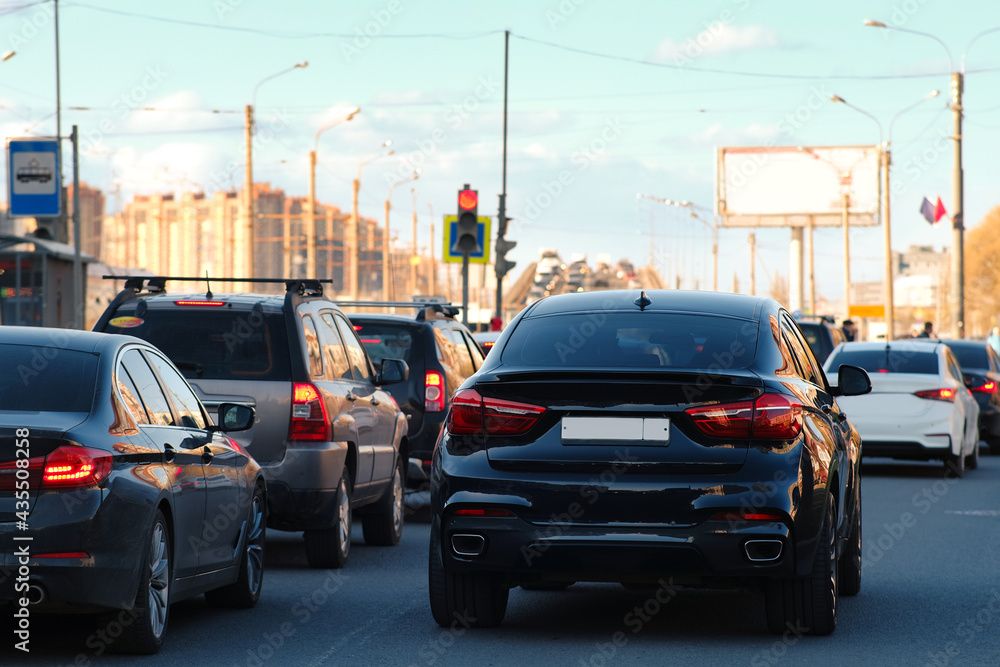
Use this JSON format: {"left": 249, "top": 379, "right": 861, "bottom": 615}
{"left": 458, "top": 189, "right": 478, "bottom": 211}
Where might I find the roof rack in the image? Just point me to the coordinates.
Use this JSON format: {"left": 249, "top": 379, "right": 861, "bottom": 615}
{"left": 336, "top": 300, "right": 462, "bottom": 320}
{"left": 102, "top": 275, "right": 333, "bottom": 297}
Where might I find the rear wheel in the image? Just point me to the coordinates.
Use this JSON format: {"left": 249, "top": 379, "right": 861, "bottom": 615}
{"left": 429, "top": 523, "right": 508, "bottom": 628}
{"left": 765, "top": 500, "right": 838, "bottom": 636}
{"left": 206, "top": 484, "right": 265, "bottom": 608}
{"left": 965, "top": 439, "right": 980, "bottom": 470}
{"left": 838, "top": 500, "right": 862, "bottom": 597}
{"left": 304, "top": 469, "right": 351, "bottom": 569}
{"left": 945, "top": 445, "right": 965, "bottom": 478}
{"left": 362, "top": 458, "right": 405, "bottom": 546}
{"left": 107, "top": 510, "right": 171, "bottom": 654}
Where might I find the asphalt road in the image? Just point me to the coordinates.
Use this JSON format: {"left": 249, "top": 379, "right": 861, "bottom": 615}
{"left": 3, "top": 451, "right": 1000, "bottom": 666}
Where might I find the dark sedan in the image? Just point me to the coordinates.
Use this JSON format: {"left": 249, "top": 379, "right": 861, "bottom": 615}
{"left": 0, "top": 327, "right": 265, "bottom": 654}
{"left": 429, "top": 290, "right": 871, "bottom": 635}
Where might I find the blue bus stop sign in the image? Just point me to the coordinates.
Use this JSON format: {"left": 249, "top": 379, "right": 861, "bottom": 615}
{"left": 8, "top": 138, "right": 60, "bottom": 217}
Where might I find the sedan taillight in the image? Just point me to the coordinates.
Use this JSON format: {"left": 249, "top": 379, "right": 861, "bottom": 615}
{"left": 289, "top": 383, "right": 331, "bottom": 441}
{"left": 969, "top": 380, "right": 996, "bottom": 394}
{"left": 447, "top": 389, "right": 546, "bottom": 436}
{"left": 40, "top": 446, "right": 112, "bottom": 489}
{"left": 686, "top": 393, "right": 803, "bottom": 440}
{"left": 914, "top": 388, "right": 956, "bottom": 402}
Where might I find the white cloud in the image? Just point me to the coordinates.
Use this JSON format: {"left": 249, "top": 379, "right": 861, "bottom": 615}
{"left": 652, "top": 24, "right": 780, "bottom": 62}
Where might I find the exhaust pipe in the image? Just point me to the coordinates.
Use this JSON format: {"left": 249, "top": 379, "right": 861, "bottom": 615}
{"left": 27, "top": 585, "right": 46, "bottom": 605}
{"left": 451, "top": 533, "right": 486, "bottom": 557}
{"left": 744, "top": 540, "right": 783, "bottom": 562}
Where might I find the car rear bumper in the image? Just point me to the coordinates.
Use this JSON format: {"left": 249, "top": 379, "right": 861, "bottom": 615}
{"left": 862, "top": 435, "right": 952, "bottom": 460}
{"left": 262, "top": 441, "right": 348, "bottom": 529}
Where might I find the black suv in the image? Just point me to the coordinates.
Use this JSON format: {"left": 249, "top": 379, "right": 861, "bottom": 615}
{"left": 94, "top": 277, "right": 410, "bottom": 568}
{"left": 342, "top": 302, "right": 485, "bottom": 490}
{"left": 794, "top": 315, "right": 847, "bottom": 365}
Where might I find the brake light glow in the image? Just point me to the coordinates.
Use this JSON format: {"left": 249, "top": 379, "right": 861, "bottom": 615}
{"left": 360, "top": 338, "right": 381, "bottom": 344}
{"left": 446, "top": 389, "right": 546, "bottom": 436}
{"left": 914, "top": 388, "right": 956, "bottom": 402}
{"left": 970, "top": 380, "right": 996, "bottom": 394}
{"left": 481, "top": 341, "right": 495, "bottom": 350}
{"left": 174, "top": 300, "right": 225, "bottom": 307}
{"left": 686, "top": 393, "right": 802, "bottom": 440}
{"left": 710, "top": 510, "right": 785, "bottom": 523}
{"left": 35, "top": 552, "right": 90, "bottom": 559}
{"left": 425, "top": 370, "right": 445, "bottom": 413}
{"left": 289, "top": 382, "right": 331, "bottom": 441}
{"left": 40, "top": 447, "right": 112, "bottom": 489}
{"left": 453, "top": 508, "right": 515, "bottom": 517}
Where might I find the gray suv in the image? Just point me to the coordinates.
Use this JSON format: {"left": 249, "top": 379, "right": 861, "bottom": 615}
{"left": 95, "top": 277, "right": 409, "bottom": 568}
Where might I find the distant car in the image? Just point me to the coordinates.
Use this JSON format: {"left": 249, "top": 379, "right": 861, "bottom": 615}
{"left": 430, "top": 290, "right": 871, "bottom": 635}
{"left": 794, "top": 315, "right": 847, "bottom": 365}
{"left": 916, "top": 338, "right": 1000, "bottom": 454}
{"left": 824, "top": 341, "right": 980, "bottom": 475}
{"left": 346, "top": 303, "right": 485, "bottom": 491}
{"left": 94, "top": 277, "right": 410, "bottom": 569}
{"left": 472, "top": 330, "right": 502, "bottom": 354}
{"left": 0, "top": 326, "right": 263, "bottom": 654}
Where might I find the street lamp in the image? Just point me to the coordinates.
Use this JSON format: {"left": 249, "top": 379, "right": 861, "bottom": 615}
{"left": 352, "top": 141, "right": 393, "bottom": 298}
{"left": 637, "top": 194, "right": 719, "bottom": 291}
{"left": 307, "top": 106, "right": 360, "bottom": 280}
{"left": 830, "top": 90, "right": 940, "bottom": 340}
{"left": 2, "top": 50, "right": 15, "bottom": 62}
{"left": 864, "top": 21, "right": 1000, "bottom": 337}
{"left": 245, "top": 61, "right": 307, "bottom": 284}
{"left": 383, "top": 171, "right": 419, "bottom": 301}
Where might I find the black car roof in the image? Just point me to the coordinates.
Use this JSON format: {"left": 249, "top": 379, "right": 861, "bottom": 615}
{"left": 524, "top": 289, "right": 766, "bottom": 320}
{"left": 0, "top": 325, "right": 139, "bottom": 354}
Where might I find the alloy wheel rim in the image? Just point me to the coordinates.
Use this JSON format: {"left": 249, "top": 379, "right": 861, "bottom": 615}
{"left": 246, "top": 495, "right": 265, "bottom": 595}
{"left": 828, "top": 516, "right": 838, "bottom": 616}
{"left": 338, "top": 480, "right": 351, "bottom": 554}
{"left": 148, "top": 523, "right": 169, "bottom": 638}
{"left": 391, "top": 468, "right": 403, "bottom": 535}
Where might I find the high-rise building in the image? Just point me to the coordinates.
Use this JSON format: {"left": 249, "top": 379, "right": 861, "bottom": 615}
{"left": 67, "top": 183, "right": 106, "bottom": 259}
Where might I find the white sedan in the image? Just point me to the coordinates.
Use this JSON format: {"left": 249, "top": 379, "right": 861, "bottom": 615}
{"left": 824, "top": 340, "right": 980, "bottom": 476}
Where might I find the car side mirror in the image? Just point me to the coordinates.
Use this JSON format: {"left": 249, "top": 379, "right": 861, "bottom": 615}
{"left": 835, "top": 364, "right": 871, "bottom": 397}
{"left": 214, "top": 403, "right": 255, "bottom": 432}
{"left": 379, "top": 358, "right": 409, "bottom": 385}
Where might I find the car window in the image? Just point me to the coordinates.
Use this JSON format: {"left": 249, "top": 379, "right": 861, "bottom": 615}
{"left": 461, "top": 330, "right": 486, "bottom": 369}
{"left": 0, "top": 343, "right": 98, "bottom": 412}
{"left": 116, "top": 363, "right": 151, "bottom": 424}
{"left": 145, "top": 351, "right": 208, "bottom": 430}
{"left": 121, "top": 349, "right": 174, "bottom": 426}
{"left": 353, "top": 321, "right": 417, "bottom": 367}
{"left": 989, "top": 347, "right": 1000, "bottom": 373}
{"left": 319, "top": 313, "right": 352, "bottom": 379}
{"left": 433, "top": 328, "right": 465, "bottom": 397}
{"left": 782, "top": 316, "right": 824, "bottom": 387}
{"left": 301, "top": 314, "right": 324, "bottom": 378}
{"left": 334, "top": 315, "right": 372, "bottom": 382}
{"left": 945, "top": 353, "right": 964, "bottom": 384}
{"left": 948, "top": 344, "right": 988, "bottom": 369}
{"left": 443, "top": 327, "right": 476, "bottom": 377}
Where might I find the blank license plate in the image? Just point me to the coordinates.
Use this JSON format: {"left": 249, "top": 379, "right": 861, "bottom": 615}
{"left": 561, "top": 417, "right": 670, "bottom": 444}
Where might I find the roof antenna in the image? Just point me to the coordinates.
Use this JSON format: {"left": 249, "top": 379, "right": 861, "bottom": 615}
{"left": 205, "top": 271, "right": 213, "bottom": 299}
{"left": 633, "top": 290, "right": 652, "bottom": 311}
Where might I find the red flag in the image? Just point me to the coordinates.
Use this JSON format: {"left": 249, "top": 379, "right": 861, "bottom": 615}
{"left": 934, "top": 197, "right": 947, "bottom": 223}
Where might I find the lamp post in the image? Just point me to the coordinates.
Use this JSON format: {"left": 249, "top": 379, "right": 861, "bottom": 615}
{"left": 352, "top": 141, "right": 393, "bottom": 298}
{"left": 830, "top": 91, "right": 940, "bottom": 340}
{"left": 410, "top": 187, "right": 419, "bottom": 296}
{"left": 246, "top": 62, "right": 307, "bottom": 284}
{"left": 307, "top": 107, "right": 359, "bottom": 281}
{"left": 637, "top": 194, "right": 719, "bottom": 291}
{"left": 864, "top": 21, "right": 1000, "bottom": 337}
{"left": 383, "top": 171, "right": 419, "bottom": 301}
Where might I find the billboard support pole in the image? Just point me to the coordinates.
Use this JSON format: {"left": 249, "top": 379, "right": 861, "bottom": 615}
{"left": 842, "top": 193, "right": 851, "bottom": 319}
{"left": 807, "top": 215, "right": 816, "bottom": 314}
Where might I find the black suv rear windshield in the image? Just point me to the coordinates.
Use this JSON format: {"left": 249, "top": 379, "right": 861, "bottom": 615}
{"left": 827, "top": 348, "right": 939, "bottom": 375}
{"left": 352, "top": 321, "right": 419, "bottom": 366}
{"left": 0, "top": 344, "right": 97, "bottom": 412}
{"left": 103, "top": 308, "right": 291, "bottom": 381}
{"left": 948, "top": 345, "right": 988, "bottom": 369}
{"left": 502, "top": 313, "right": 758, "bottom": 369}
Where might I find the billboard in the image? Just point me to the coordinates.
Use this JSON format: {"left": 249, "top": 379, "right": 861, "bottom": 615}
{"left": 716, "top": 145, "right": 880, "bottom": 228}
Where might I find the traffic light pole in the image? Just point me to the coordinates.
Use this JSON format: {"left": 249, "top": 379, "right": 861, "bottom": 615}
{"left": 494, "top": 29, "right": 510, "bottom": 322}
{"left": 462, "top": 253, "right": 470, "bottom": 326}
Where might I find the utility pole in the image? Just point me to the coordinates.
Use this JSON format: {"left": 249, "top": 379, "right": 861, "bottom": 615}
{"left": 71, "top": 125, "right": 81, "bottom": 328}
{"left": 54, "top": 0, "right": 65, "bottom": 243}
{"left": 749, "top": 232, "right": 756, "bottom": 296}
{"left": 351, "top": 177, "right": 360, "bottom": 298}
{"left": 307, "top": 149, "right": 316, "bottom": 278}
{"left": 428, "top": 202, "right": 436, "bottom": 296}
{"left": 842, "top": 193, "right": 851, "bottom": 320}
{"left": 807, "top": 216, "right": 816, "bottom": 314}
{"left": 882, "top": 147, "right": 894, "bottom": 340}
{"left": 383, "top": 198, "right": 392, "bottom": 301}
{"left": 245, "top": 104, "right": 254, "bottom": 284}
{"left": 411, "top": 188, "right": 418, "bottom": 296}
{"left": 950, "top": 71, "right": 964, "bottom": 338}
{"left": 494, "top": 29, "right": 512, "bottom": 321}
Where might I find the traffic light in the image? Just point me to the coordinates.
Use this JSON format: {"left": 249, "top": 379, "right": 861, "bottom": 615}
{"left": 453, "top": 185, "right": 481, "bottom": 255}
{"left": 495, "top": 236, "right": 517, "bottom": 279}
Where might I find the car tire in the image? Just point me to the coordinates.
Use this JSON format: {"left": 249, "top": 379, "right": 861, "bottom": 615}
{"left": 362, "top": 458, "right": 405, "bottom": 546}
{"left": 765, "top": 499, "right": 837, "bottom": 636}
{"left": 429, "top": 521, "right": 508, "bottom": 628}
{"left": 107, "top": 510, "right": 171, "bottom": 655}
{"left": 945, "top": 446, "right": 965, "bottom": 478}
{"left": 965, "top": 440, "right": 980, "bottom": 471}
{"left": 205, "top": 484, "right": 266, "bottom": 608}
{"left": 304, "top": 469, "right": 351, "bottom": 569}
{"left": 838, "top": 498, "right": 862, "bottom": 597}
{"left": 988, "top": 436, "right": 1000, "bottom": 456}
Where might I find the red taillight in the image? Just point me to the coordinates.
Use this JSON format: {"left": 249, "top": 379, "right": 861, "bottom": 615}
{"left": 425, "top": 370, "right": 445, "bottom": 413}
{"left": 686, "top": 394, "right": 802, "bottom": 440}
{"left": 174, "top": 300, "right": 225, "bottom": 307}
{"left": 710, "top": 510, "right": 785, "bottom": 522}
{"left": 35, "top": 552, "right": 90, "bottom": 559}
{"left": 446, "top": 389, "right": 546, "bottom": 436}
{"left": 970, "top": 380, "right": 996, "bottom": 394}
{"left": 915, "top": 388, "right": 956, "bottom": 402}
{"left": 40, "top": 446, "right": 112, "bottom": 489}
{"left": 289, "top": 382, "right": 331, "bottom": 441}
{"left": 453, "top": 508, "right": 515, "bottom": 517}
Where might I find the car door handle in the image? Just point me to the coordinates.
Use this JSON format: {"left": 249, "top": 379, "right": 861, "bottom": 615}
{"left": 164, "top": 444, "right": 176, "bottom": 462}
{"left": 202, "top": 446, "right": 213, "bottom": 463}
{"left": 346, "top": 393, "right": 357, "bottom": 402}
{"left": 370, "top": 397, "right": 380, "bottom": 406}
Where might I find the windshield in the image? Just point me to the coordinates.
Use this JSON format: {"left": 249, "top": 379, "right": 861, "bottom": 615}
{"left": 826, "top": 348, "right": 939, "bottom": 375}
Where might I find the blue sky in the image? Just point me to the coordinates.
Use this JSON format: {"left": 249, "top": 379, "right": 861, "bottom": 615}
{"left": 2, "top": 0, "right": 999, "bottom": 301}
